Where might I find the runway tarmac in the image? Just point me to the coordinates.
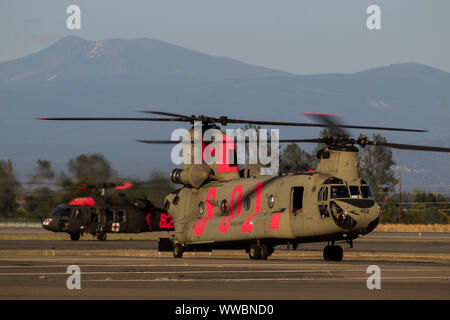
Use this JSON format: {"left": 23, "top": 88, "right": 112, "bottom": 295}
{"left": 0, "top": 231, "right": 449, "bottom": 300}
{"left": 0, "top": 254, "right": 449, "bottom": 300}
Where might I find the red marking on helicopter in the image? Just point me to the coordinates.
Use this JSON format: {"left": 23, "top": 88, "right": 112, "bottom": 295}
{"left": 68, "top": 197, "right": 95, "bottom": 206}
{"left": 115, "top": 182, "right": 133, "bottom": 190}
{"left": 193, "top": 187, "right": 216, "bottom": 235}
{"left": 218, "top": 135, "right": 239, "bottom": 173}
{"left": 219, "top": 184, "right": 243, "bottom": 234}
{"left": 145, "top": 208, "right": 153, "bottom": 232}
{"left": 240, "top": 182, "right": 264, "bottom": 233}
{"left": 269, "top": 213, "right": 281, "bottom": 230}
{"left": 112, "top": 223, "right": 120, "bottom": 232}
{"left": 159, "top": 212, "right": 174, "bottom": 229}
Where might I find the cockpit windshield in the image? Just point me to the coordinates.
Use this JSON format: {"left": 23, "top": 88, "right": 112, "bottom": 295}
{"left": 330, "top": 186, "right": 350, "bottom": 199}
{"left": 50, "top": 206, "right": 71, "bottom": 218}
{"left": 361, "top": 185, "right": 374, "bottom": 199}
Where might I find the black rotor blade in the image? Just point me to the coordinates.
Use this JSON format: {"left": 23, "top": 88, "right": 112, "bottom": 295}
{"left": 36, "top": 117, "right": 188, "bottom": 122}
{"left": 136, "top": 139, "right": 181, "bottom": 144}
{"left": 278, "top": 139, "right": 324, "bottom": 144}
{"left": 368, "top": 141, "right": 450, "bottom": 153}
{"left": 302, "top": 112, "right": 350, "bottom": 137}
{"left": 225, "top": 118, "right": 426, "bottom": 133}
{"left": 137, "top": 111, "right": 197, "bottom": 121}
{"left": 36, "top": 112, "right": 427, "bottom": 133}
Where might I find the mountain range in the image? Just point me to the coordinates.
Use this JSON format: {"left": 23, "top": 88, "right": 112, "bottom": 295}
{"left": 0, "top": 36, "right": 448, "bottom": 193}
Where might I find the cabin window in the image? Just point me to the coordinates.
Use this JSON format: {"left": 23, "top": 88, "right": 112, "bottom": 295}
{"left": 220, "top": 200, "right": 228, "bottom": 213}
{"left": 106, "top": 209, "right": 114, "bottom": 222}
{"left": 244, "top": 197, "right": 251, "bottom": 211}
{"left": 117, "top": 210, "right": 126, "bottom": 222}
{"left": 292, "top": 187, "right": 304, "bottom": 213}
{"left": 268, "top": 195, "right": 275, "bottom": 209}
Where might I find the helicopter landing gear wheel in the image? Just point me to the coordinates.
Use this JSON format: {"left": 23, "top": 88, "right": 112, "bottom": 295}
{"left": 173, "top": 243, "right": 184, "bottom": 258}
{"left": 70, "top": 233, "right": 80, "bottom": 241}
{"left": 323, "top": 245, "right": 343, "bottom": 262}
{"left": 97, "top": 232, "right": 107, "bottom": 241}
{"left": 259, "top": 244, "right": 270, "bottom": 260}
{"left": 248, "top": 244, "right": 261, "bottom": 260}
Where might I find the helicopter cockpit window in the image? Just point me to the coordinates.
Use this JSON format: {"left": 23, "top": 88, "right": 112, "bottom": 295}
{"left": 323, "top": 177, "right": 343, "bottom": 185}
{"left": 349, "top": 186, "right": 362, "bottom": 199}
{"left": 106, "top": 209, "right": 114, "bottom": 222}
{"left": 50, "top": 207, "right": 71, "bottom": 218}
{"left": 330, "top": 186, "right": 350, "bottom": 199}
{"left": 361, "top": 185, "right": 374, "bottom": 199}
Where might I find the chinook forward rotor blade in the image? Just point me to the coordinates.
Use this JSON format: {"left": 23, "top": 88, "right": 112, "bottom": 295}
{"left": 37, "top": 111, "right": 427, "bottom": 133}
{"left": 36, "top": 117, "right": 186, "bottom": 122}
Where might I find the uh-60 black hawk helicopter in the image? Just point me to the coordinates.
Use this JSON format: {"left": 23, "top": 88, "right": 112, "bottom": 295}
{"left": 38, "top": 111, "right": 450, "bottom": 260}
{"left": 42, "top": 182, "right": 174, "bottom": 240}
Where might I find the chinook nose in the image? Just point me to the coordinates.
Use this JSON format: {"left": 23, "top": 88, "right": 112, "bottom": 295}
{"left": 331, "top": 200, "right": 380, "bottom": 232}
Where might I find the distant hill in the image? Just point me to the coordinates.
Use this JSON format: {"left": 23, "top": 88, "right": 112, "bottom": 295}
{"left": 0, "top": 36, "right": 448, "bottom": 192}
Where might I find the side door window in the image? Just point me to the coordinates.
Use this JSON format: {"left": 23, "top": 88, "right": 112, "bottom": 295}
{"left": 318, "top": 187, "right": 330, "bottom": 218}
{"left": 291, "top": 187, "right": 304, "bottom": 215}
{"left": 116, "top": 210, "right": 126, "bottom": 222}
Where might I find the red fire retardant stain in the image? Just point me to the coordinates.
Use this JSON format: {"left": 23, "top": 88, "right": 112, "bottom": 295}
{"left": 68, "top": 197, "right": 95, "bottom": 206}
{"left": 240, "top": 182, "right": 264, "bottom": 233}
{"left": 220, "top": 184, "right": 243, "bottom": 234}
{"left": 193, "top": 187, "right": 217, "bottom": 236}
{"left": 217, "top": 135, "right": 239, "bottom": 173}
{"left": 269, "top": 213, "right": 281, "bottom": 230}
{"left": 145, "top": 208, "right": 153, "bottom": 231}
{"left": 115, "top": 182, "right": 134, "bottom": 190}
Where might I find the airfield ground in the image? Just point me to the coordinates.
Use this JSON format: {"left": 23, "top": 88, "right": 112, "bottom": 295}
{"left": 0, "top": 227, "right": 448, "bottom": 300}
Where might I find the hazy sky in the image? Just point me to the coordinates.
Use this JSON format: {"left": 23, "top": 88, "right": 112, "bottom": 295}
{"left": 1, "top": 0, "right": 449, "bottom": 75}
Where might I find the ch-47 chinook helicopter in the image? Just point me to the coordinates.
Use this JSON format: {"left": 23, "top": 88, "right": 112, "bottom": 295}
{"left": 42, "top": 182, "right": 174, "bottom": 241}
{"left": 38, "top": 111, "right": 450, "bottom": 260}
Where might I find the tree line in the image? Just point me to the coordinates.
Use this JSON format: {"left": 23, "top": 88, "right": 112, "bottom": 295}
{"left": 1, "top": 133, "right": 448, "bottom": 224}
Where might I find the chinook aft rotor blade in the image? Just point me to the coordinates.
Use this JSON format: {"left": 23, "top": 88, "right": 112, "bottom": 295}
{"left": 364, "top": 141, "right": 450, "bottom": 153}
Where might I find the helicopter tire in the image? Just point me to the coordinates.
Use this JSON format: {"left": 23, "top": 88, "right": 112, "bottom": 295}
{"left": 248, "top": 244, "right": 261, "bottom": 260}
{"left": 97, "top": 232, "right": 107, "bottom": 241}
{"left": 323, "top": 245, "right": 343, "bottom": 261}
{"left": 259, "top": 244, "right": 270, "bottom": 260}
{"left": 70, "top": 233, "right": 80, "bottom": 241}
{"left": 331, "top": 245, "right": 343, "bottom": 261}
{"left": 173, "top": 243, "right": 184, "bottom": 258}
{"left": 323, "top": 245, "right": 333, "bottom": 261}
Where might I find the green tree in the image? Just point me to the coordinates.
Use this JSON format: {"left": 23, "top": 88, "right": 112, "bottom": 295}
{"left": 280, "top": 143, "right": 316, "bottom": 173}
{"left": 30, "top": 160, "right": 55, "bottom": 185}
{"left": 68, "top": 154, "right": 116, "bottom": 184}
{"left": 0, "top": 159, "right": 19, "bottom": 218}
{"left": 146, "top": 171, "right": 176, "bottom": 207}
{"left": 359, "top": 134, "right": 397, "bottom": 201}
